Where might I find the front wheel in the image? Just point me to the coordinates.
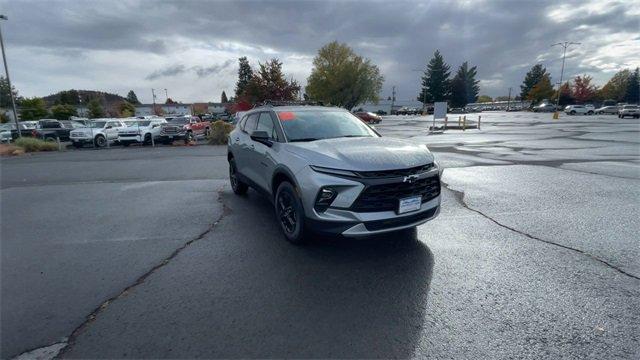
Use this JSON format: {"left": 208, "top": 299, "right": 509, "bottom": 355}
{"left": 94, "top": 135, "right": 107, "bottom": 148}
{"left": 570, "top": 110, "right": 576, "bottom": 115}
{"left": 184, "top": 132, "right": 194, "bottom": 144}
{"left": 229, "top": 159, "right": 248, "bottom": 195}
{"left": 275, "top": 181, "right": 306, "bottom": 244}
{"left": 587, "top": 111, "right": 594, "bottom": 115}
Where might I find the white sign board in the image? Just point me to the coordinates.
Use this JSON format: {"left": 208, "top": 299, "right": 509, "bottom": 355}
{"left": 434, "top": 102, "right": 447, "bottom": 119}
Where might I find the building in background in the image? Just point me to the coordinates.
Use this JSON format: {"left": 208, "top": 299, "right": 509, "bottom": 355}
{"left": 134, "top": 103, "right": 228, "bottom": 117}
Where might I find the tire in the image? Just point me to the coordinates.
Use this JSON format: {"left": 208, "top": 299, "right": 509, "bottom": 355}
{"left": 143, "top": 133, "right": 152, "bottom": 145}
{"left": 587, "top": 111, "right": 593, "bottom": 115}
{"left": 275, "top": 181, "right": 306, "bottom": 244}
{"left": 570, "top": 110, "right": 576, "bottom": 115}
{"left": 184, "top": 131, "right": 194, "bottom": 144}
{"left": 229, "top": 158, "right": 248, "bottom": 195}
{"left": 94, "top": 135, "right": 107, "bottom": 148}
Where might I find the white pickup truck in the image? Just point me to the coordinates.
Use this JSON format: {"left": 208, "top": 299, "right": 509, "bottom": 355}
{"left": 118, "top": 118, "right": 167, "bottom": 146}
{"left": 70, "top": 119, "right": 127, "bottom": 148}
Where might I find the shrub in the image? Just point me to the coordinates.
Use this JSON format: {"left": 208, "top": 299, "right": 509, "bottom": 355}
{"left": 207, "top": 120, "right": 234, "bottom": 145}
{"left": 14, "top": 137, "right": 59, "bottom": 152}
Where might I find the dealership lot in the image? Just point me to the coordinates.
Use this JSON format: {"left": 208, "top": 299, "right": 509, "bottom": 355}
{"left": 1, "top": 112, "right": 639, "bottom": 358}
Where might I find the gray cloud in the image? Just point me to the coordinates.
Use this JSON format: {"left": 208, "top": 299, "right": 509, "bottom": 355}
{"left": 145, "top": 60, "right": 235, "bottom": 81}
{"left": 2, "top": 0, "right": 638, "bottom": 101}
{"left": 194, "top": 59, "right": 235, "bottom": 78}
{"left": 145, "top": 65, "right": 188, "bottom": 81}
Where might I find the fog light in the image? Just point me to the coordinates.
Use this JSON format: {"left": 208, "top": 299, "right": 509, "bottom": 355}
{"left": 314, "top": 187, "right": 338, "bottom": 212}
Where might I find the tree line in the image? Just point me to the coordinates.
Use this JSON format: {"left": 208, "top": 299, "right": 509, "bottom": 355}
{"left": 517, "top": 64, "right": 640, "bottom": 106}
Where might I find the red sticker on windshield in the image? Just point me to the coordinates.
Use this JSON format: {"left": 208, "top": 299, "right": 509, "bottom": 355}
{"left": 278, "top": 112, "right": 296, "bottom": 121}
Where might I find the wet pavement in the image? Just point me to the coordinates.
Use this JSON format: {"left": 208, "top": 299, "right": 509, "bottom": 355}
{"left": 1, "top": 112, "right": 639, "bottom": 359}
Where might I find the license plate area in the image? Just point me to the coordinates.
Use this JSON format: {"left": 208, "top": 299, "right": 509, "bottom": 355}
{"left": 398, "top": 196, "right": 421, "bottom": 214}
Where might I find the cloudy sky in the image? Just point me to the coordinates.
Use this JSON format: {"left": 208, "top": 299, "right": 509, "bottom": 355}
{"left": 1, "top": 0, "right": 638, "bottom": 104}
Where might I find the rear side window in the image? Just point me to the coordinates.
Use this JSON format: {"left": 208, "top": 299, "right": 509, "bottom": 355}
{"left": 243, "top": 113, "right": 258, "bottom": 132}
{"left": 256, "top": 112, "right": 278, "bottom": 140}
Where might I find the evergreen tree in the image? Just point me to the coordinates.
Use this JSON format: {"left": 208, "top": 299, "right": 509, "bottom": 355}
{"left": 221, "top": 91, "right": 229, "bottom": 103}
{"left": 624, "top": 67, "right": 639, "bottom": 104}
{"left": 0, "top": 76, "right": 18, "bottom": 108}
{"left": 520, "top": 64, "right": 550, "bottom": 99}
{"left": 126, "top": 90, "right": 140, "bottom": 105}
{"left": 243, "top": 58, "right": 301, "bottom": 104}
{"left": 235, "top": 57, "right": 254, "bottom": 98}
{"left": 87, "top": 98, "right": 105, "bottom": 119}
{"left": 449, "top": 61, "right": 480, "bottom": 107}
{"left": 526, "top": 74, "right": 554, "bottom": 104}
{"left": 417, "top": 50, "right": 451, "bottom": 104}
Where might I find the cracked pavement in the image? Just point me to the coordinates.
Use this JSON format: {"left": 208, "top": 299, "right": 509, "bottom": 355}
{"left": 1, "top": 112, "right": 639, "bottom": 358}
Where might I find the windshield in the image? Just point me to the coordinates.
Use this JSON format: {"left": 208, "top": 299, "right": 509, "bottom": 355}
{"left": 88, "top": 121, "right": 107, "bottom": 128}
{"left": 277, "top": 110, "right": 377, "bottom": 142}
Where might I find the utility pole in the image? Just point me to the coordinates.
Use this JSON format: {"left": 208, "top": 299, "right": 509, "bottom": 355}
{"left": 507, "top": 87, "right": 512, "bottom": 111}
{"left": 390, "top": 86, "right": 396, "bottom": 115}
{"left": 151, "top": 88, "right": 157, "bottom": 116}
{"left": 551, "top": 41, "right": 580, "bottom": 119}
{"left": 0, "top": 15, "right": 20, "bottom": 137}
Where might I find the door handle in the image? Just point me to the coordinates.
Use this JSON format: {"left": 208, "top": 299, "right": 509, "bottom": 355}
{"left": 249, "top": 144, "right": 255, "bottom": 149}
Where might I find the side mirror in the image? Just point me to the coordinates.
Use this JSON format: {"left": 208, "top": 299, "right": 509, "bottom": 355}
{"left": 250, "top": 130, "right": 272, "bottom": 147}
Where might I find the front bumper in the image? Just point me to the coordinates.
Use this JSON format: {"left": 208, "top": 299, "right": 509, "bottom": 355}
{"left": 118, "top": 134, "right": 142, "bottom": 142}
{"left": 295, "top": 165, "right": 441, "bottom": 237}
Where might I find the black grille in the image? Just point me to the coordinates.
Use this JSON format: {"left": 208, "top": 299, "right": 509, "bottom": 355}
{"left": 355, "top": 163, "right": 434, "bottom": 178}
{"left": 351, "top": 175, "right": 440, "bottom": 212}
{"left": 364, "top": 206, "right": 438, "bottom": 231}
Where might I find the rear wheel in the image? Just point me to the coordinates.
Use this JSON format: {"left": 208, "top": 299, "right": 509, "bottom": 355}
{"left": 229, "top": 158, "right": 248, "bottom": 195}
{"left": 570, "top": 110, "right": 576, "bottom": 115}
{"left": 275, "top": 181, "right": 306, "bottom": 244}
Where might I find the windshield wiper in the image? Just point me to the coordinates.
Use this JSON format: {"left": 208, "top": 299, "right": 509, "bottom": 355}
{"left": 289, "top": 137, "right": 320, "bottom": 142}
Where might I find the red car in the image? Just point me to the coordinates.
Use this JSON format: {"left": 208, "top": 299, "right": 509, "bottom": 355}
{"left": 354, "top": 112, "right": 382, "bottom": 124}
{"left": 158, "top": 116, "right": 211, "bottom": 144}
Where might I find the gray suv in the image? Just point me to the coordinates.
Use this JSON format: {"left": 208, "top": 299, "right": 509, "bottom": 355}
{"left": 227, "top": 105, "right": 441, "bottom": 243}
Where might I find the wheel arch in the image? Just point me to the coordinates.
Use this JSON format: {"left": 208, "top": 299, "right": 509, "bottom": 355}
{"left": 271, "top": 166, "right": 300, "bottom": 199}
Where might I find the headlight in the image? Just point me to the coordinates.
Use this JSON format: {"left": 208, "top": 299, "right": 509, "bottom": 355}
{"left": 310, "top": 165, "right": 358, "bottom": 178}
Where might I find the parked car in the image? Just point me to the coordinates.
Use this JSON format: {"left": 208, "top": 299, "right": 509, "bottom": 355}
{"left": 354, "top": 111, "right": 382, "bottom": 124}
{"left": 565, "top": 105, "right": 588, "bottom": 115}
{"left": 449, "top": 108, "right": 466, "bottom": 114}
{"left": 118, "top": 118, "right": 167, "bottom": 146}
{"left": 618, "top": 105, "right": 640, "bottom": 118}
{"left": 533, "top": 103, "right": 556, "bottom": 112}
{"left": 32, "top": 119, "right": 82, "bottom": 141}
{"left": 0, "top": 121, "right": 38, "bottom": 141}
{"left": 158, "top": 116, "right": 211, "bottom": 144}
{"left": 596, "top": 106, "right": 619, "bottom": 115}
{"left": 375, "top": 110, "right": 387, "bottom": 116}
{"left": 69, "top": 119, "right": 126, "bottom": 148}
{"left": 227, "top": 105, "right": 441, "bottom": 243}
{"left": 584, "top": 104, "right": 595, "bottom": 114}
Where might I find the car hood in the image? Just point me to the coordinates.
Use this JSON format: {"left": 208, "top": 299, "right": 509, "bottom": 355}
{"left": 285, "top": 137, "right": 434, "bottom": 171}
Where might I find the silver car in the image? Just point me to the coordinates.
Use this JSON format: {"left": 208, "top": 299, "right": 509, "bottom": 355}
{"left": 227, "top": 105, "right": 441, "bottom": 243}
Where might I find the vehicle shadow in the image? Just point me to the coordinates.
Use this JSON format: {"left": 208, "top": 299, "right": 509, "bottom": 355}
{"left": 219, "top": 189, "right": 434, "bottom": 358}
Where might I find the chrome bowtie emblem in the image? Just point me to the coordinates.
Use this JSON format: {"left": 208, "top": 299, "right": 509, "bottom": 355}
{"left": 403, "top": 174, "right": 419, "bottom": 183}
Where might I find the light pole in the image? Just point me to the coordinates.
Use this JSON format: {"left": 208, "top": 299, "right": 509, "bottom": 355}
{"left": 0, "top": 15, "right": 20, "bottom": 137}
{"left": 551, "top": 41, "right": 580, "bottom": 119}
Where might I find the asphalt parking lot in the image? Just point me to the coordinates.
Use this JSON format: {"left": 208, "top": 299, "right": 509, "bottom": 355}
{"left": 1, "top": 112, "right": 639, "bottom": 359}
